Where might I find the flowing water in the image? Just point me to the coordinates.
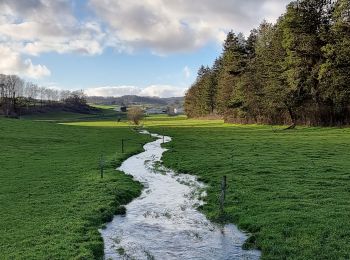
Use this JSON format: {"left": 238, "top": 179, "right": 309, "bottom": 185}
{"left": 100, "top": 131, "right": 261, "bottom": 260}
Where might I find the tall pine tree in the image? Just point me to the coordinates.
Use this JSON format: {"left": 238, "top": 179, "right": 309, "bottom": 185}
{"left": 319, "top": 0, "right": 350, "bottom": 124}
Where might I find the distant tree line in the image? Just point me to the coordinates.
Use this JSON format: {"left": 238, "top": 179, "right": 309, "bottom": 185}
{"left": 185, "top": 0, "right": 350, "bottom": 126}
{"left": 0, "top": 74, "right": 88, "bottom": 117}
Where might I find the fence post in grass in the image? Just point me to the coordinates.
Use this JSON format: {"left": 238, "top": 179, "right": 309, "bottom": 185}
{"left": 121, "top": 139, "right": 125, "bottom": 153}
{"left": 99, "top": 154, "right": 104, "bottom": 179}
{"left": 219, "top": 175, "right": 227, "bottom": 214}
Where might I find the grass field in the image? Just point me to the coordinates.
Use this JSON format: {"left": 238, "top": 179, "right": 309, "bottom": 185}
{"left": 67, "top": 115, "right": 350, "bottom": 259}
{"left": 2, "top": 113, "right": 350, "bottom": 259}
{"left": 0, "top": 117, "right": 151, "bottom": 259}
{"left": 22, "top": 105, "right": 126, "bottom": 123}
{"left": 148, "top": 119, "right": 350, "bottom": 260}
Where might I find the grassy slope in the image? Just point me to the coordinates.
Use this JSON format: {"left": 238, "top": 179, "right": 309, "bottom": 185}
{"left": 21, "top": 105, "right": 126, "bottom": 123}
{"left": 0, "top": 118, "right": 150, "bottom": 259}
{"left": 145, "top": 117, "right": 350, "bottom": 260}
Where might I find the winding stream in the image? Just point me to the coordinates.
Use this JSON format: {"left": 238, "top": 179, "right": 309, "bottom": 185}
{"left": 101, "top": 131, "right": 261, "bottom": 260}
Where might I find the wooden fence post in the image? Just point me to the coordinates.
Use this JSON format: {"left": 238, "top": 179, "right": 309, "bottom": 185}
{"left": 219, "top": 175, "right": 227, "bottom": 214}
{"left": 99, "top": 154, "right": 104, "bottom": 179}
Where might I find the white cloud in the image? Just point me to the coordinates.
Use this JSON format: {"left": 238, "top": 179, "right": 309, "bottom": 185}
{"left": 85, "top": 85, "right": 187, "bottom": 98}
{"left": 0, "top": 0, "right": 105, "bottom": 78}
{"left": 0, "top": 1, "right": 293, "bottom": 57}
{"left": 183, "top": 66, "right": 191, "bottom": 79}
{"left": 89, "top": 0, "right": 292, "bottom": 54}
{"left": 0, "top": 1, "right": 105, "bottom": 56}
{"left": 140, "top": 85, "right": 186, "bottom": 97}
{"left": 0, "top": 0, "right": 292, "bottom": 79}
{"left": 0, "top": 45, "right": 50, "bottom": 78}
{"left": 85, "top": 86, "right": 141, "bottom": 97}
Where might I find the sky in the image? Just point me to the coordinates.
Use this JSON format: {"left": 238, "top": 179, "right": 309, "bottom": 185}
{"left": 0, "top": 0, "right": 292, "bottom": 98}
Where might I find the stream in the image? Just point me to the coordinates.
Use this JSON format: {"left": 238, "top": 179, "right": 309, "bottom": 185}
{"left": 100, "top": 131, "right": 261, "bottom": 260}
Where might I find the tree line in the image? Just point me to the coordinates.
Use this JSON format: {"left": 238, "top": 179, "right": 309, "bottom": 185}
{"left": 0, "top": 74, "right": 87, "bottom": 117}
{"left": 185, "top": 0, "right": 350, "bottom": 126}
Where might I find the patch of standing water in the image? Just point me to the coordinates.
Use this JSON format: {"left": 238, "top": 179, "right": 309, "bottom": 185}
{"left": 100, "top": 131, "right": 261, "bottom": 260}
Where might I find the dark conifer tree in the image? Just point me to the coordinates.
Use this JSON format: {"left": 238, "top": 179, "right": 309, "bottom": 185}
{"left": 184, "top": 0, "right": 350, "bottom": 126}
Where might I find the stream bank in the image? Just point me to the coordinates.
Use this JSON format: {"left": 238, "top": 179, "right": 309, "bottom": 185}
{"left": 101, "top": 131, "right": 260, "bottom": 259}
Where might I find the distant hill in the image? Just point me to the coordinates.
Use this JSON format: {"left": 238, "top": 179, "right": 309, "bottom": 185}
{"left": 87, "top": 95, "right": 184, "bottom": 106}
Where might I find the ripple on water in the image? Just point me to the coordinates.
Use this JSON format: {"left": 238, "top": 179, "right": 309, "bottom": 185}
{"left": 100, "top": 132, "right": 261, "bottom": 260}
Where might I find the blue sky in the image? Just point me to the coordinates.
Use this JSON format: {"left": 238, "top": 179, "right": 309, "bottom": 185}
{"left": 0, "top": 0, "right": 291, "bottom": 97}
{"left": 30, "top": 44, "right": 220, "bottom": 90}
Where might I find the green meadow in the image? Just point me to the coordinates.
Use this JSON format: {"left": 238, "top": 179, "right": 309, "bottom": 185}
{"left": 69, "top": 115, "right": 350, "bottom": 259}
{"left": 0, "top": 114, "right": 150, "bottom": 259}
{"left": 1, "top": 113, "right": 350, "bottom": 259}
{"left": 21, "top": 104, "right": 125, "bottom": 123}
{"left": 150, "top": 118, "right": 350, "bottom": 260}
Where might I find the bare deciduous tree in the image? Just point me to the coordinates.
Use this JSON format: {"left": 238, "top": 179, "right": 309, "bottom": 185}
{"left": 0, "top": 74, "right": 88, "bottom": 116}
{"left": 127, "top": 107, "right": 144, "bottom": 125}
